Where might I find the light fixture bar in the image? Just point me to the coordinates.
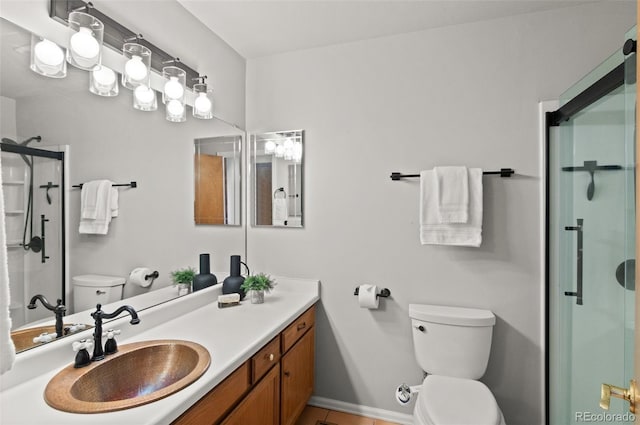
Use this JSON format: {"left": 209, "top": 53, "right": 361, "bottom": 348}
{"left": 49, "top": 0, "right": 199, "bottom": 88}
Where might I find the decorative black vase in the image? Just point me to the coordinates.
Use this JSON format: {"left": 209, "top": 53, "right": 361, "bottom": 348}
{"left": 193, "top": 253, "right": 217, "bottom": 292}
{"left": 223, "top": 255, "right": 246, "bottom": 300}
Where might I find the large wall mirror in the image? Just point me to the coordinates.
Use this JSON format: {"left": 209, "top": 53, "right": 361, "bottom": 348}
{"left": 251, "top": 130, "right": 304, "bottom": 228}
{"left": 194, "top": 136, "right": 242, "bottom": 226}
{"left": 0, "top": 17, "right": 246, "bottom": 354}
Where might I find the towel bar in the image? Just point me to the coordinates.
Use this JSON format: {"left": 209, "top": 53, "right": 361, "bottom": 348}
{"left": 390, "top": 168, "right": 514, "bottom": 180}
{"left": 72, "top": 181, "right": 137, "bottom": 189}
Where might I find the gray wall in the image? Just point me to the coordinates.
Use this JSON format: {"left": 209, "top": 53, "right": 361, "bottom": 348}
{"left": 245, "top": 3, "right": 636, "bottom": 424}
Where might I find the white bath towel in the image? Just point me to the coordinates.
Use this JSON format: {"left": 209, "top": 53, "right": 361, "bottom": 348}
{"left": 420, "top": 168, "right": 483, "bottom": 247}
{"left": 79, "top": 180, "right": 114, "bottom": 235}
{"left": 273, "top": 198, "right": 288, "bottom": 226}
{"left": 0, "top": 164, "right": 16, "bottom": 374}
{"left": 110, "top": 187, "right": 119, "bottom": 218}
{"left": 434, "top": 166, "right": 469, "bottom": 223}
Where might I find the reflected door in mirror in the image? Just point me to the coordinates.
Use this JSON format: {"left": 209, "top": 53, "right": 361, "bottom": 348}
{"left": 195, "top": 154, "right": 225, "bottom": 224}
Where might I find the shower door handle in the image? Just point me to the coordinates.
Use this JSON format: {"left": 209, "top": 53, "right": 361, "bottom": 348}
{"left": 564, "top": 218, "right": 583, "bottom": 305}
{"left": 41, "top": 214, "right": 49, "bottom": 264}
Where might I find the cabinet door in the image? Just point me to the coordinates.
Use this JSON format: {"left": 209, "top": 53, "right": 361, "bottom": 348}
{"left": 221, "top": 363, "right": 280, "bottom": 425}
{"left": 281, "top": 327, "right": 315, "bottom": 425}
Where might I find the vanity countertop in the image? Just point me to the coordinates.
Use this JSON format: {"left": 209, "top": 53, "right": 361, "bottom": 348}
{"left": 0, "top": 277, "right": 319, "bottom": 425}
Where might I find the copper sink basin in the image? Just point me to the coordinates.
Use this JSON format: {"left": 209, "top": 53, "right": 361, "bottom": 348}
{"left": 11, "top": 324, "right": 89, "bottom": 353}
{"left": 44, "top": 339, "right": 211, "bottom": 413}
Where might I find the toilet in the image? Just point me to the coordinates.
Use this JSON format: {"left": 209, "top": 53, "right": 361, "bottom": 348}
{"left": 409, "top": 304, "right": 506, "bottom": 425}
{"left": 72, "top": 274, "right": 125, "bottom": 312}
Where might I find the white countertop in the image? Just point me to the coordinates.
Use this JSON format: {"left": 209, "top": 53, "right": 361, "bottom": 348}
{"left": 0, "top": 277, "right": 319, "bottom": 425}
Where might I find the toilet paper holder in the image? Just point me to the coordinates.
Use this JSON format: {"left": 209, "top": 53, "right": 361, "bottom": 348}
{"left": 353, "top": 287, "right": 391, "bottom": 298}
{"left": 145, "top": 271, "right": 159, "bottom": 280}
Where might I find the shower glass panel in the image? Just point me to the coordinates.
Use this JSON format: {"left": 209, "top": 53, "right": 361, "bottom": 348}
{"left": 549, "top": 31, "right": 635, "bottom": 425}
{"left": 1, "top": 142, "right": 65, "bottom": 330}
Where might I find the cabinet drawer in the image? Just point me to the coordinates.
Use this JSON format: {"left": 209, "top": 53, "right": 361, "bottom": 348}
{"left": 281, "top": 305, "right": 315, "bottom": 353}
{"left": 172, "top": 361, "right": 250, "bottom": 425}
{"left": 251, "top": 335, "right": 280, "bottom": 384}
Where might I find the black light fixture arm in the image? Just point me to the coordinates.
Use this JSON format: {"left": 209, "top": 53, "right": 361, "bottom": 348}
{"left": 49, "top": 0, "right": 200, "bottom": 88}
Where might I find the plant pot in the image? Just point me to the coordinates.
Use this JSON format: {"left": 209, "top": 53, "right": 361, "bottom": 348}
{"left": 177, "top": 283, "right": 191, "bottom": 296}
{"left": 250, "top": 290, "right": 265, "bottom": 304}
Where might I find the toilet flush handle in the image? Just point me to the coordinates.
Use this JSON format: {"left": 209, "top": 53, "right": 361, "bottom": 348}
{"left": 414, "top": 325, "right": 425, "bottom": 332}
{"left": 96, "top": 290, "right": 106, "bottom": 295}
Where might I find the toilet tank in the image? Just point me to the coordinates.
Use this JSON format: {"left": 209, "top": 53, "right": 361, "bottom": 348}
{"left": 409, "top": 304, "right": 496, "bottom": 379}
{"left": 72, "top": 275, "right": 125, "bottom": 312}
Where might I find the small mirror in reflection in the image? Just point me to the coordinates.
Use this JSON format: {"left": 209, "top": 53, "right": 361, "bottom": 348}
{"left": 251, "top": 130, "right": 304, "bottom": 227}
{"left": 194, "top": 135, "right": 242, "bottom": 226}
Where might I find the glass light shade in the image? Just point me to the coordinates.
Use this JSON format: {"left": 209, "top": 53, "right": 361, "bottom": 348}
{"left": 30, "top": 34, "right": 66, "bottom": 78}
{"left": 122, "top": 43, "right": 151, "bottom": 89}
{"left": 192, "top": 83, "right": 213, "bottom": 119}
{"left": 90, "top": 65, "right": 118, "bottom": 96}
{"left": 162, "top": 66, "right": 186, "bottom": 103}
{"left": 66, "top": 12, "right": 103, "bottom": 70}
{"left": 275, "top": 144, "right": 285, "bottom": 158}
{"left": 264, "top": 140, "right": 276, "bottom": 154}
{"left": 284, "top": 138, "right": 294, "bottom": 150}
{"left": 133, "top": 85, "right": 157, "bottom": 111}
{"left": 284, "top": 149, "right": 294, "bottom": 161}
{"left": 166, "top": 99, "right": 186, "bottom": 122}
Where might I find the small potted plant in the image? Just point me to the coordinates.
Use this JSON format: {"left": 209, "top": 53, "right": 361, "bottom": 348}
{"left": 171, "top": 267, "right": 196, "bottom": 296}
{"left": 240, "top": 273, "right": 276, "bottom": 304}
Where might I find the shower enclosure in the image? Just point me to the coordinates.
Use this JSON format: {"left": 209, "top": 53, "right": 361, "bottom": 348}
{"left": 547, "top": 28, "right": 636, "bottom": 424}
{"left": 0, "top": 140, "right": 66, "bottom": 329}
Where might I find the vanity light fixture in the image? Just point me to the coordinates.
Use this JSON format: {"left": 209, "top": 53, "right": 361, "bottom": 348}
{"left": 163, "top": 61, "right": 186, "bottom": 122}
{"left": 293, "top": 141, "right": 303, "bottom": 162}
{"left": 66, "top": 10, "right": 103, "bottom": 70}
{"left": 275, "top": 144, "right": 285, "bottom": 158}
{"left": 122, "top": 37, "right": 151, "bottom": 89}
{"left": 30, "top": 34, "right": 66, "bottom": 78}
{"left": 133, "top": 85, "right": 158, "bottom": 111}
{"left": 89, "top": 65, "right": 118, "bottom": 97}
{"left": 192, "top": 76, "right": 213, "bottom": 120}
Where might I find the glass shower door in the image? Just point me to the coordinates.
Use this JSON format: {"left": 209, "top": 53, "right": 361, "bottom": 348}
{"left": 549, "top": 33, "right": 636, "bottom": 424}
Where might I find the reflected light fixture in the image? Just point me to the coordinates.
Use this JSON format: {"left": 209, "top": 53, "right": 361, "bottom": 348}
{"left": 66, "top": 10, "right": 103, "bottom": 70}
{"left": 192, "top": 76, "right": 213, "bottom": 119}
{"left": 122, "top": 38, "right": 151, "bottom": 89}
{"left": 275, "top": 144, "right": 285, "bottom": 158}
{"left": 133, "top": 85, "right": 158, "bottom": 111}
{"left": 30, "top": 34, "right": 66, "bottom": 78}
{"left": 90, "top": 65, "right": 118, "bottom": 96}
{"left": 265, "top": 140, "right": 276, "bottom": 154}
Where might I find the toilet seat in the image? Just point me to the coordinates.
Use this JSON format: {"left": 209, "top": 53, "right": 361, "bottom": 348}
{"left": 414, "top": 375, "right": 504, "bottom": 425}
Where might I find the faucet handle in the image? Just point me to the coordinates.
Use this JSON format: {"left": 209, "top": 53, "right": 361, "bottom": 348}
{"left": 33, "top": 332, "right": 56, "bottom": 344}
{"left": 102, "top": 329, "right": 121, "bottom": 339}
{"left": 72, "top": 339, "right": 94, "bottom": 353}
{"left": 68, "top": 323, "right": 87, "bottom": 334}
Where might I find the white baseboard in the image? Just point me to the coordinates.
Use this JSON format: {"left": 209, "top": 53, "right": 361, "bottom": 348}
{"left": 308, "top": 396, "right": 414, "bottom": 425}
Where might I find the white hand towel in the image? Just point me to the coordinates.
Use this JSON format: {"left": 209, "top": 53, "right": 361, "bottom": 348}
{"left": 273, "top": 198, "right": 288, "bottom": 226}
{"left": 0, "top": 166, "right": 16, "bottom": 374}
{"left": 80, "top": 180, "right": 102, "bottom": 219}
{"left": 110, "top": 187, "right": 119, "bottom": 218}
{"left": 434, "top": 166, "right": 469, "bottom": 223}
{"left": 79, "top": 180, "right": 114, "bottom": 235}
{"left": 420, "top": 168, "right": 483, "bottom": 247}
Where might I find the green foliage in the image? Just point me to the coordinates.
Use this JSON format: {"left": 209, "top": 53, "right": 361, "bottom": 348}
{"left": 241, "top": 273, "right": 276, "bottom": 292}
{"left": 170, "top": 267, "right": 196, "bottom": 285}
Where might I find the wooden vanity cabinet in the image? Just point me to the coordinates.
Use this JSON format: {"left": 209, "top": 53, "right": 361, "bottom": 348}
{"left": 281, "top": 327, "right": 315, "bottom": 425}
{"left": 172, "top": 305, "right": 315, "bottom": 425}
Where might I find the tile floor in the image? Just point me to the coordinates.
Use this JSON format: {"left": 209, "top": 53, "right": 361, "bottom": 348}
{"left": 295, "top": 405, "right": 402, "bottom": 425}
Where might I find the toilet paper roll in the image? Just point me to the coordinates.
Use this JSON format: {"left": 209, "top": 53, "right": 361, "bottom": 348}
{"left": 128, "top": 267, "right": 153, "bottom": 288}
{"left": 358, "top": 284, "right": 379, "bottom": 309}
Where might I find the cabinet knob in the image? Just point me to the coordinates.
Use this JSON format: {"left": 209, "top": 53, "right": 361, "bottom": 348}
{"left": 267, "top": 353, "right": 274, "bottom": 361}
{"left": 284, "top": 371, "right": 291, "bottom": 377}
{"left": 296, "top": 322, "right": 306, "bottom": 331}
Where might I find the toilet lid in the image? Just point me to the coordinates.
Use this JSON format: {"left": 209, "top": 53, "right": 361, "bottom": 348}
{"left": 417, "top": 375, "right": 501, "bottom": 425}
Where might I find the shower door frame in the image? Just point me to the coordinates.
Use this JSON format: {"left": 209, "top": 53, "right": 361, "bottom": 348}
{"left": 544, "top": 46, "right": 635, "bottom": 423}
{"left": 0, "top": 142, "right": 66, "bottom": 305}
